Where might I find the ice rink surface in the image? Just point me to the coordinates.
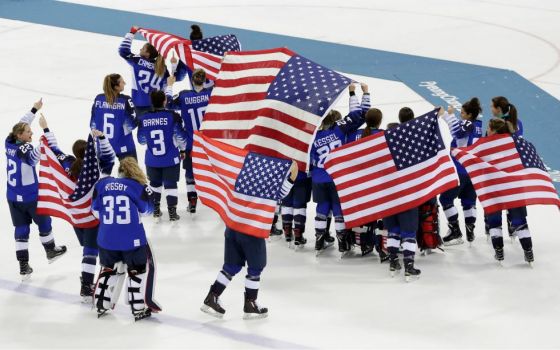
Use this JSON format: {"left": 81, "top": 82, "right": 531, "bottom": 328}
{"left": 1, "top": 1, "right": 560, "bottom": 349}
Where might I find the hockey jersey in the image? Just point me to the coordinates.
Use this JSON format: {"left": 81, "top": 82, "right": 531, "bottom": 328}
{"left": 90, "top": 93, "right": 136, "bottom": 157}
{"left": 93, "top": 177, "right": 153, "bottom": 251}
{"left": 442, "top": 112, "right": 483, "bottom": 174}
{"left": 345, "top": 91, "right": 371, "bottom": 144}
{"left": 5, "top": 111, "right": 41, "bottom": 203}
{"left": 137, "top": 108, "right": 189, "bottom": 167}
{"left": 166, "top": 86, "right": 213, "bottom": 137}
{"left": 310, "top": 109, "right": 365, "bottom": 183}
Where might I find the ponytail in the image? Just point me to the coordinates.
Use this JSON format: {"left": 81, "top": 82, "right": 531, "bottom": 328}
{"left": 488, "top": 118, "right": 514, "bottom": 135}
{"left": 144, "top": 43, "right": 166, "bottom": 77}
{"left": 492, "top": 96, "right": 518, "bottom": 132}
{"left": 362, "top": 108, "right": 383, "bottom": 138}
{"left": 103, "top": 74, "right": 121, "bottom": 106}
{"left": 70, "top": 139, "right": 87, "bottom": 179}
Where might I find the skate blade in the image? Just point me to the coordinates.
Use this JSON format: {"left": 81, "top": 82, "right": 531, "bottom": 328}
{"left": 97, "top": 310, "right": 109, "bottom": 319}
{"left": 134, "top": 312, "right": 152, "bottom": 322}
{"left": 339, "top": 251, "right": 350, "bottom": 260}
{"left": 527, "top": 261, "right": 534, "bottom": 268}
{"left": 153, "top": 216, "right": 162, "bottom": 223}
{"left": 405, "top": 274, "right": 420, "bottom": 283}
{"left": 294, "top": 244, "right": 305, "bottom": 252}
{"left": 20, "top": 274, "right": 32, "bottom": 282}
{"left": 47, "top": 253, "right": 66, "bottom": 264}
{"left": 200, "top": 305, "right": 224, "bottom": 319}
{"left": 443, "top": 239, "right": 464, "bottom": 247}
{"left": 243, "top": 312, "right": 268, "bottom": 320}
{"left": 390, "top": 270, "right": 399, "bottom": 277}
{"left": 496, "top": 260, "right": 504, "bottom": 267}
{"left": 81, "top": 296, "right": 93, "bottom": 304}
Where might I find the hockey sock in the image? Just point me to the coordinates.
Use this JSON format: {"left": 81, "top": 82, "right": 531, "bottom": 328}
{"left": 245, "top": 275, "right": 260, "bottom": 300}
{"left": 15, "top": 226, "right": 30, "bottom": 261}
{"left": 164, "top": 186, "right": 178, "bottom": 207}
{"left": 39, "top": 231, "right": 55, "bottom": 251}
{"left": 281, "top": 206, "right": 294, "bottom": 228}
{"left": 82, "top": 247, "right": 98, "bottom": 286}
{"left": 211, "top": 270, "right": 233, "bottom": 296}
{"left": 387, "top": 231, "right": 400, "bottom": 258}
{"left": 463, "top": 205, "right": 477, "bottom": 225}
{"left": 443, "top": 204, "right": 459, "bottom": 223}
{"left": 293, "top": 207, "right": 306, "bottom": 233}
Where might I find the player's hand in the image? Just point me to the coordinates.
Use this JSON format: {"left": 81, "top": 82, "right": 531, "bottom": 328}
{"left": 130, "top": 26, "right": 139, "bottom": 34}
{"left": 289, "top": 160, "right": 298, "bottom": 181}
{"left": 33, "top": 98, "right": 43, "bottom": 111}
{"left": 437, "top": 106, "right": 445, "bottom": 117}
{"left": 170, "top": 52, "right": 178, "bottom": 65}
{"left": 38, "top": 113, "right": 48, "bottom": 129}
{"left": 447, "top": 105, "right": 455, "bottom": 115}
{"left": 91, "top": 129, "right": 104, "bottom": 138}
{"left": 360, "top": 83, "right": 369, "bottom": 93}
{"left": 349, "top": 84, "right": 356, "bottom": 93}
{"left": 167, "top": 76, "right": 176, "bottom": 86}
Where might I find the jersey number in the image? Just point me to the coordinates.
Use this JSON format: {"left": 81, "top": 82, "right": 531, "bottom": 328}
{"left": 150, "top": 130, "right": 166, "bottom": 156}
{"left": 138, "top": 70, "right": 163, "bottom": 94}
{"left": 317, "top": 140, "right": 342, "bottom": 168}
{"left": 102, "top": 195, "right": 131, "bottom": 225}
{"left": 103, "top": 113, "right": 115, "bottom": 139}
{"left": 7, "top": 159, "right": 17, "bottom": 186}
{"left": 187, "top": 106, "right": 207, "bottom": 131}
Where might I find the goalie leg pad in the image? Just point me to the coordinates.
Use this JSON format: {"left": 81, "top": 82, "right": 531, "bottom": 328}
{"left": 94, "top": 267, "right": 118, "bottom": 313}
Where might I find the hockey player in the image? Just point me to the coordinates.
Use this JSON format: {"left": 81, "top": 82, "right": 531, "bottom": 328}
{"left": 201, "top": 160, "right": 298, "bottom": 319}
{"left": 92, "top": 157, "right": 156, "bottom": 321}
{"left": 90, "top": 74, "right": 137, "bottom": 159}
{"left": 485, "top": 118, "right": 534, "bottom": 265}
{"left": 280, "top": 172, "right": 311, "bottom": 246}
{"left": 439, "top": 99, "right": 483, "bottom": 245}
{"left": 138, "top": 88, "right": 189, "bottom": 221}
{"left": 119, "top": 26, "right": 187, "bottom": 117}
{"left": 5, "top": 99, "right": 67, "bottom": 281}
{"left": 166, "top": 70, "right": 212, "bottom": 214}
{"left": 382, "top": 112, "right": 421, "bottom": 281}
{"left": 40, "top": 116, "right": 115, "bottom": 300}
{"left": 310, "top": 83, "right": 369, "bottom": 256}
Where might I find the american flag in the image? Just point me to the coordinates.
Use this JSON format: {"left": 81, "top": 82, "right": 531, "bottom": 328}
{"left": 192, "top": 132, "right": 292, "bottom": 238}
{"left": 451, "top": 134, "right": 560, "bottom": 214}
{"left": 37, "top": 135, "right": 99, "bottom": 228}
{"left": 138, "top": 28, "right": 240, "bottom": 80}
{"left": 324, "top": 109, "right": 459, "bottom": 228}
{"left": 201, "top": 47, "right": 352, "bottom": 171}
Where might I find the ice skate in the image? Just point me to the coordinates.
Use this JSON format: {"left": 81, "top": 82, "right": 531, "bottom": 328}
{"left": 443, "top": 223, "right": 463, "bottom": 246}
{"left": 336, "top": 231, "right": 351, "bottom": 259}
{"left": 283, "top": 225, "right": 293, "bottom": 248}
{"left": 80, "top": 277, "right": 94, "bottom": 303}
{"left": 133, "top": 308, "right": 152, "bottom": 322}
{"left": 46, "top": 245, "right": 67, "bottom": 264}
{"left": 404, "top": 260, "right": 421, "bottom": 282}
{"left": 168, "top": 206, "right": 180, "bottom": 221}
{"left": 243, "top": 294, "right": 268, "bottom": 320}
{"left": 188, "top": 197, "right": 197, "bottom": 214}
{"left": 314, "top": 231, "right": 333, "bottom": 257}
{"left": 389, "top": 258, "right": 401, "bottom": 277}
{"left": 153, "top": 203, "right": 162, "bottom": 221}
{"left": 466, "top": 223, "right": 475, "bottom": 246}
{"left": 524, "top": 249, "right": 534, "bottom": 268}
{"left": 200, "top": 290, "right": 225, "bottom": 319}
{"left": 494, "top": 248, "right": 504, "bottom": 266}
{"left": 378, "top": 250, "right": 389, "bottom": 263}
{"left": 293, "top": 228, "right": 307, "bottom": 251}
{"left": 19, "top": 261, "right": 33, "bottom": 282}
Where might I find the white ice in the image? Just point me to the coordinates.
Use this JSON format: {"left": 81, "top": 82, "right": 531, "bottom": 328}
{"left": 1, "top": 1, "right": 560, "bottom": 349}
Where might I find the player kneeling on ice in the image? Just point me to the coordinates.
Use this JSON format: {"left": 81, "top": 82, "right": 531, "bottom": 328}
{"left": 92, "top": 158, "right": 160, "bottom": 321}
{"left": 201, "top": 160, "right": 298, "bottom": 320}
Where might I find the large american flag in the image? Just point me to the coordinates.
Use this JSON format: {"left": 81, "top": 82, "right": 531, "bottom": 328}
{"left": 324, "top": 109, "right": 459, "bottom": 228}
{"left": 192, "top": 132, "right": 292, "bottom": 238}
{"left": 138, "top": 28, "right": 240, "bottom": 80}
{"left": 201, "top": 47, "right": 352, "bottom": 171}
{"left": 451, "top": 134, "right": 560, "bottom": 213}
{"left": 37, "top": 135, "right": 99, "bottom": 228}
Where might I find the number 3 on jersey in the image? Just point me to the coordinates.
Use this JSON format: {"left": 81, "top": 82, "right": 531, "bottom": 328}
{"left": 150, "top": 130, "right": 166, "bottom": 156}
{"left": 102, "top": 195, "right": 131, "bottom": 225}
{"left": 317, "top": 140, "right": 342, "bottom": 168}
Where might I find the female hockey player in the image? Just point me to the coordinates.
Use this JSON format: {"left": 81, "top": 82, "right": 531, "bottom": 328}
{"left": 90, "top": 74, "right": 137, "bottom": 159}
{"left": 5, "top": 99, "right": 67, "bottom": 281}
{"left": 439, "top": 98, "right": 483, "bottom": 245}
{"left": 138, "top": 88, "right": 188, "bottom": 221}
{"left": 200, "top": 160, "right": 298, "bottom": 320}
{"left": 485, "top": 118, "right": 534, "bottom": 265}
{"left": 92, "top": 157, "right": 156, "bottom": 321}
{"left": 119, "top": 26, "right": 187, "bottom": 117}
{"left": 310, "top": 83, "right": 369, "bottom": 256}
{"left": 165, "top": 70, "right": 212, "bottom": 214}
{"left": 39, "top": 114, "right": 115, "bottom": 300}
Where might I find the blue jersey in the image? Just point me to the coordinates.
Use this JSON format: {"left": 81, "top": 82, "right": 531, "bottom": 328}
{"left": 443, "top": 113, "right": 483, "bottom": 174}
{"left": 93, "top": 177, "right": 153, "bottom": 251}
{"left": 5, "top": 111, "right": 41, "bottom": 203}
{"left": 167, "top": 86, "right": 213, "bottom": 137}
{"left": 345, "top": 128, "right": 382, "bottom": 144}
{"left": 345, "top": 91, "right": 372, "bottom": 144}
{"left": 44, "top": 130, "right": 116, "bottom": 179}
{"left": 119, "top": 32, "right": 170, "bottom": 108}
{"left": 90, "top": 93, "right": 136, "bottom": 158}
{"left": 514, "top": 118, "right": 524, "bottom": 137}
{"left": 137, "top": 109, "right": 189, "bottom": 167}
{"left": 310, "top": 110, "right": 365, "bottom": 183}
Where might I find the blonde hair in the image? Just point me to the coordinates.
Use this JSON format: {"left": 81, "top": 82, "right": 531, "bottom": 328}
{"left": 144, "top": 43, "right": 166, "bottom": 77}
{"left": 118, "top": 157, "right": 147, "bottom": 185}
{"left": 8, "top": 122, "right": 28, "bottom": 142}
{"left": 103, "top": 74, "right": 121, "bottom": 106}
